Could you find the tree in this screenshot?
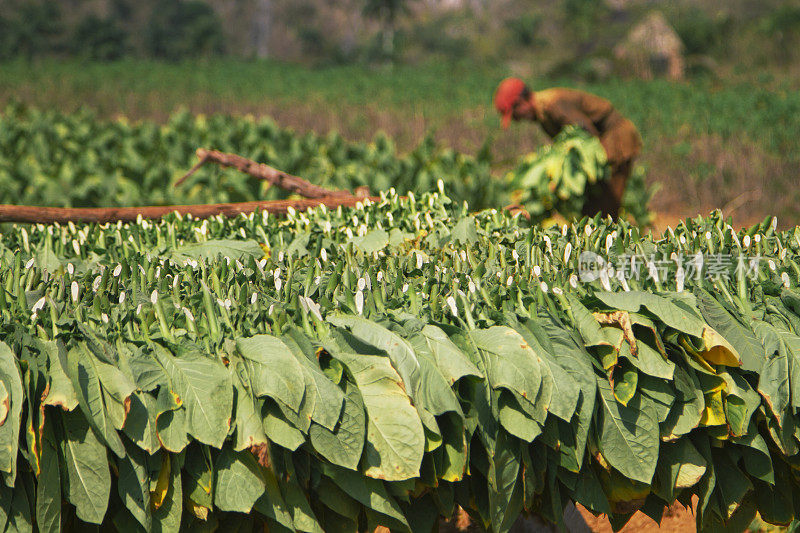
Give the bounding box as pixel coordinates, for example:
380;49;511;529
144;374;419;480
145;0;225;60
72;15;127;61
362;0;414;59
250;0;272;58
0;1;64;60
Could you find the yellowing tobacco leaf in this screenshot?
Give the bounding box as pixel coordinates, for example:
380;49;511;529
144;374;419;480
700;327;742;367
700;384;727;427
594;311;637;356
597;466;650;514
151;453;171;510
186;498;209;521
0;382;8;426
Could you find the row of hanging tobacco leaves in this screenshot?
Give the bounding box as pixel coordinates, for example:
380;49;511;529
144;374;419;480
0;189;797;532
0;103;654;225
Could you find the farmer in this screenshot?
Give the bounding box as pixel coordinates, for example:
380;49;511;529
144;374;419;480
494;77;642;218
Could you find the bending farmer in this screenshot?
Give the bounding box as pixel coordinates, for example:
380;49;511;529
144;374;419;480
494;77;642;218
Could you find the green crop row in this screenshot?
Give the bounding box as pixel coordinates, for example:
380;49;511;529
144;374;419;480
0;191;798;531
0;104;653;225
0;103;501;211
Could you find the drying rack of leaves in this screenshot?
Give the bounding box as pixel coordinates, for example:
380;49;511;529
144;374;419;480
0;190;797;532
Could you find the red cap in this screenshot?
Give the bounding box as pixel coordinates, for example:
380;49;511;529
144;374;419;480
494;77;526;129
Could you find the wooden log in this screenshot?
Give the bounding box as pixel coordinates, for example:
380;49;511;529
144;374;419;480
0;196;380;225
176;148;357;199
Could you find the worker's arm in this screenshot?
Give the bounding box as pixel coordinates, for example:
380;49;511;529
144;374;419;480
557;105;601;137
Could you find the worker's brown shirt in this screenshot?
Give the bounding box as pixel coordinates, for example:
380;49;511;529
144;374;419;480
534;88;642;164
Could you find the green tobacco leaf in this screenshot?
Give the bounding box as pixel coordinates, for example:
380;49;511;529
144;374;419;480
283;336;344;431
450;216;479;245
318;463;410;532
755;322;790;426
774;329;800;410
65;343;127;457
231;365;269;451
734;429;774;485
262;400;306;451
215;447;266;514
327;317;443;455
156;402;190;453
511;318;579;422
184;443;214;510
334;351;424;482
638;376;674;423
594;291;705;338
315;476;361;525
128;346;170;392
565;295;611;349
712;448;753;519
116;440;152;532
34;243;61;274
40;340;78;411
235;335;306;410
0;343;23;484
351;229;389;254
75;322;119;365
254;462;296;531
414;345;463;419
612;361;638;407
623;332;674;381
279;460;324;533
416;325;482;384
595;378;659;484
539;314;596;471
719;371;760;437
328;316;421;397
573;465;611;515
61;410;110;525
470;327;543;411
487;430;522;533
152;344;232;448
5;471;32;532
123;391;160;453
654;439;706;502
35;418;61;533
661;365;703;439
169;239;265;261
498;392;542;442
309;381;366;471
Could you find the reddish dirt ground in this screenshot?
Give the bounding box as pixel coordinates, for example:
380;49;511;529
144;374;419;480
437;499;699;532
576;500;698;533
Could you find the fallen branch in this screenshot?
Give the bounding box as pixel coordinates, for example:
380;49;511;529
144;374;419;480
176;148;357;199
0;196;379;225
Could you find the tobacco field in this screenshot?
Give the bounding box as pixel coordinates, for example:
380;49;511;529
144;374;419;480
0;184;799;531
0;104;654;225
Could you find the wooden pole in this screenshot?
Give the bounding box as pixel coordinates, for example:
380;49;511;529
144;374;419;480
0;196;380;225
175;148;357;199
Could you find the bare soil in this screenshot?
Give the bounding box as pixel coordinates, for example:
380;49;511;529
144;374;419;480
576;500;698;533
436;500;699;532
